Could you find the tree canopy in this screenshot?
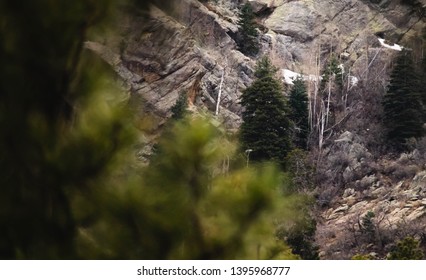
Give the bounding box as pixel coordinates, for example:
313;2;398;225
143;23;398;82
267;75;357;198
320;55;343;92
382;51;424;148
236;3;259;57
288;77;309;149
170;91;188;120
388;236;424;260
240;57;292;167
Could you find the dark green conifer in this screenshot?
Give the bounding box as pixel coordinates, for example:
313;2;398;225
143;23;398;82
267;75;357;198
281;215;319;260
419;52;426;121
240;57;292;167
288;77;309;149
171;91;188;120
236;3;259;56
388;236;424;260
382;51;424;148
360;211;376;243
320;55;343;91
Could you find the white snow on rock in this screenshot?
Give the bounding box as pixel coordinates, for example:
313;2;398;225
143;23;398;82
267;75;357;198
282;69;320;85
282;69;358;87
282;38;404;90
339;64;359;87
378;38;403;51
349;76;358;87
282;69;302;85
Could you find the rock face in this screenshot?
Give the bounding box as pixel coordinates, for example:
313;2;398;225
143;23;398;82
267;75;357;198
88;0;424;129
265;0;424;75
265;2;320;42
88;0;252;129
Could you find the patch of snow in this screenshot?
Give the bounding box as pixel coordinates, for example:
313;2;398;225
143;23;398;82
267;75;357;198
338;64;358;87
378;38;403;51
340;52;350;59
338;64;345;74
282;69;300;85
349;76;358;87
282;68;359;87
282;69;321;85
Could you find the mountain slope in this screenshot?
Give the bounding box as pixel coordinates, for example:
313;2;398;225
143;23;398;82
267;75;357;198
88;0;426;259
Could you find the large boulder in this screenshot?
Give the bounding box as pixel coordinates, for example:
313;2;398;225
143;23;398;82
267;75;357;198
248;0;268;14
265;2;319;42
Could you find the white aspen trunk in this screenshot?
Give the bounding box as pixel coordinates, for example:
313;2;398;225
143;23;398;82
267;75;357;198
361;44;382;80
215;69;225;116
308;77;312;130
318;100;326;151
313;47;320;129
326;79;332;127
310;46;320;132
365;42;369;83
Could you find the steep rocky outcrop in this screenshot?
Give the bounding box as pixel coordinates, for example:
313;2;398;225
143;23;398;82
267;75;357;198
316;131;426;259
263;0;424;76
88;0;425;129
88;0;254;129
87;0;425;129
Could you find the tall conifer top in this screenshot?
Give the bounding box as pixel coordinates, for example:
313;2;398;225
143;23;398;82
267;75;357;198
382;51;424;148
288;77;309;149
240;56;291;167
236;3;259;56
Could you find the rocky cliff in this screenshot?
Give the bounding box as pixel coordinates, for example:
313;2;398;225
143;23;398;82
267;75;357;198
87;0;426;259
87;0;252;130
87;0;425;125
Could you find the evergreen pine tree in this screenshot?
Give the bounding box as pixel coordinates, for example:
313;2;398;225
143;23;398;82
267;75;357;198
382;51;424;148
240;57;292;167
288;77;309;149
320;55;343;91
151;91;188;157
277;194;319;260
360;211;376;243
419;52;426;121
236;3;259;56
281;215;319;260
170;91;188;120
388;236;424;260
